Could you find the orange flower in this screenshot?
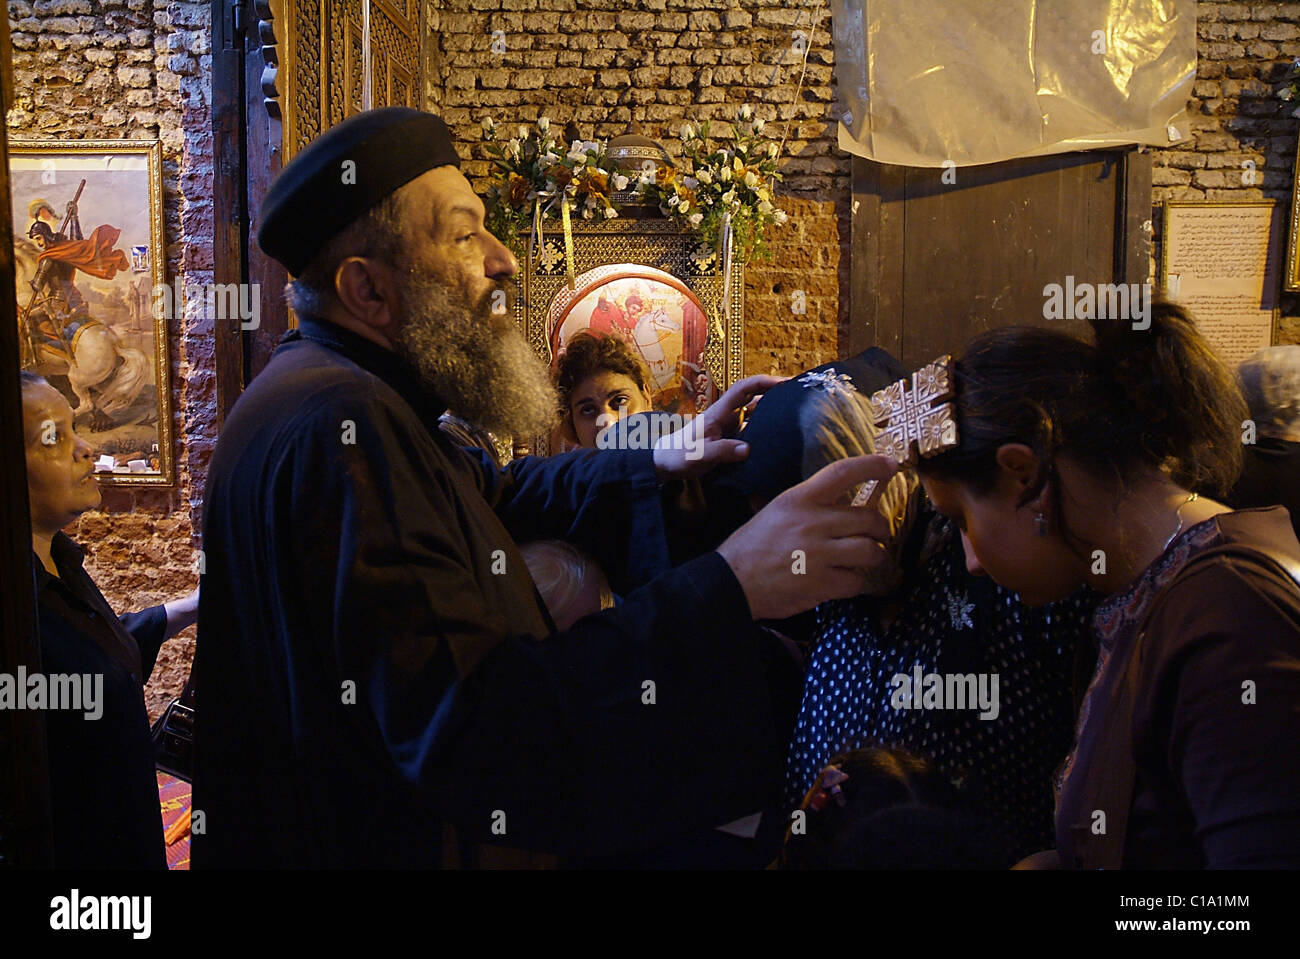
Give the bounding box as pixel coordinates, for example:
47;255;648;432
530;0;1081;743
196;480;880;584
508;174;531;206
576;169;609;197
657;165;677;189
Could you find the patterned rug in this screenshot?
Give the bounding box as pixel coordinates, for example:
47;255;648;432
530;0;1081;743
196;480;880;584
157;770;191;870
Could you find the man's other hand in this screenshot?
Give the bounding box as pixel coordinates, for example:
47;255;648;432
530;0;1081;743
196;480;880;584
716;454;900;621
651;374;785;481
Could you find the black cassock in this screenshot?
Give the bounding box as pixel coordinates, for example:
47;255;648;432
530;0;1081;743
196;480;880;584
193;317;785;867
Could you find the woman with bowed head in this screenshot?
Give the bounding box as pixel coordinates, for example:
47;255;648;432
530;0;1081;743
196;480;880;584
913;303;1300;869
709;349;1096;865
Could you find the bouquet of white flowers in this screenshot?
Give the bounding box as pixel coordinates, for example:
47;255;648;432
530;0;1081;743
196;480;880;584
481;116;628;254
635;105;788;261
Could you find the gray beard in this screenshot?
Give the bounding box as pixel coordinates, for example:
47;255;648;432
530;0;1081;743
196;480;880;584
391;271;559;439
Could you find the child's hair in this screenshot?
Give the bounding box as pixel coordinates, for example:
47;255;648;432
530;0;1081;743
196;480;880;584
1238;345;1300;440
517;539;613;630
780;746;1001;869
799;385;919;594
917;303;1247;546
554;332;652;414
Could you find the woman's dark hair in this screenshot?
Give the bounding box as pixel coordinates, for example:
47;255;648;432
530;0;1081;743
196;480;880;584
780;746;1001;869
554;331;651;413
917;302;1247;544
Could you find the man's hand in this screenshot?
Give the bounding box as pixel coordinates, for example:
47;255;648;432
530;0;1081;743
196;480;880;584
716;454;900;621
651;374;785;481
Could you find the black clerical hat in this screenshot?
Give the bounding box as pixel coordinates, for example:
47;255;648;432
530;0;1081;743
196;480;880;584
720;347;907;500
258;107;461;276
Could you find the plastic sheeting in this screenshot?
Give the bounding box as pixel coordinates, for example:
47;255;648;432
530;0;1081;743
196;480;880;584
832;0;1196;167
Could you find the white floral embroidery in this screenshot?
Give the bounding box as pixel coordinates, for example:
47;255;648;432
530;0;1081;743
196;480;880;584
689;243;717;271
798;368;857;395
539;240;564;273
946;588;975;631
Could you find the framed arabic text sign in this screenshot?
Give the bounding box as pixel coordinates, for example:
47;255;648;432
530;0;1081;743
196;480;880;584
1160;200;1279;366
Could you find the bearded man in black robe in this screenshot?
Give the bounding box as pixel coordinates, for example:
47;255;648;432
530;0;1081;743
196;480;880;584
192;107;895;867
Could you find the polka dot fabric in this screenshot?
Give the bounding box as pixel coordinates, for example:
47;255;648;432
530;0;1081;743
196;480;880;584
785;524;1097;864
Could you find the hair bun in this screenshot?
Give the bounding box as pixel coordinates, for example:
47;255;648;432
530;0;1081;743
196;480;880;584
1090;306;1180;433
1089;300;1244;494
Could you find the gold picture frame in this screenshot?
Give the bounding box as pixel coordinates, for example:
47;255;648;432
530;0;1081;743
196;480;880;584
1288;150;1300;292
517;216;745;456
9;139;173;486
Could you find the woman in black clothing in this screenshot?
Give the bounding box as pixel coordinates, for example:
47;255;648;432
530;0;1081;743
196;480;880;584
22;371;198;868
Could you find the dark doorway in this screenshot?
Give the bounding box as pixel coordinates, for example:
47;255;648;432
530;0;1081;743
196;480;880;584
849;149;1153;369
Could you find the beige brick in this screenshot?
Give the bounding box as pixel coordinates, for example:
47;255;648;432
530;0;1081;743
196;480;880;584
616;11;656;31
1192;169;1230;189
631;66;670;86
668;65;697;86
597;69;631;87
654;48;693;65
1202;42;1247;59
583;48;617;67
718;48;753;65
1261;22;1300;41
511;69;547;90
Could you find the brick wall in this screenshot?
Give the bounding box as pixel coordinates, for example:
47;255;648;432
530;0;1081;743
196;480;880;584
7;0;213;717
1150;0;1300;344
434;0;1300;353
432;0;847;375
6;0;1300;720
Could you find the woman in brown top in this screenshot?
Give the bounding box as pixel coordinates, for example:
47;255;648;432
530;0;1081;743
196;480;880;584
915;303;1300;869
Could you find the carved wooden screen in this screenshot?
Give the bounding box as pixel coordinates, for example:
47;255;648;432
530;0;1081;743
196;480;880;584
214;0;424;416
261;0;421;163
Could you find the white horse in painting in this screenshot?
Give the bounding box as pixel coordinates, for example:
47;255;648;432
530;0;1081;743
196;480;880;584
15;238;151;427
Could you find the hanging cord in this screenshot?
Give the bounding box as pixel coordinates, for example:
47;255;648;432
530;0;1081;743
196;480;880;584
361;0;373;110
774;0;827;185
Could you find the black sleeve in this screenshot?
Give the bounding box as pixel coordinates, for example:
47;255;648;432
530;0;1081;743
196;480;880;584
289;396;782;859
119;605;168;679
461;444;674;592
438;552;780;857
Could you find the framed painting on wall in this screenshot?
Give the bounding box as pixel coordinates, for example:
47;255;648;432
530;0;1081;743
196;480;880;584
518;216;745;456
9;139;173;485
548;264;714;417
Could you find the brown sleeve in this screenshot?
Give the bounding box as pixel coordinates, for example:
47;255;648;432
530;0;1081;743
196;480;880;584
1138;558;1300;868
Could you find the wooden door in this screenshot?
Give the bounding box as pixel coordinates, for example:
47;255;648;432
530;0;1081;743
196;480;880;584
212;0;424;421
849;150;1152;370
